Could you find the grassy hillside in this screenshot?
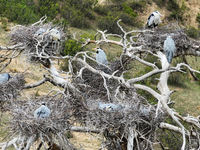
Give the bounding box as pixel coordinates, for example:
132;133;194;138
0;0;200;149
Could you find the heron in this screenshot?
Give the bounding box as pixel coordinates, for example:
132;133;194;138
98;102;123;112
33;28;46;40
43;27;61;54
0;73;11;84
147;11;162;29
96;47;108;66
34;102;51;118
164;35;176;64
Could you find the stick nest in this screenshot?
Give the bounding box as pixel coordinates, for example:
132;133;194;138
8;95;77;149
0;74;25;111
9;21;66;66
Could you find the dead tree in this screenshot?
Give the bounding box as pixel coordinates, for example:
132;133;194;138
0;17;200;150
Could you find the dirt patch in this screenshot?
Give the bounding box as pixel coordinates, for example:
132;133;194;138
70;132;101;150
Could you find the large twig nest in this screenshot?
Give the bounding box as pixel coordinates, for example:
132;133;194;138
9;20;66;66
8;96;77;149
0;74;25;111
138;23;200;53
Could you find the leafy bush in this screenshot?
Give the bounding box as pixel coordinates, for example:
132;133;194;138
185;26;200;39
157;118;187;149
168;58;188;87
154;0;166;8
196;13;200;29
129;1;148;12
122;3;137;18
39;1;59;20
167;0;189;22
62;39;82;56
60;38;83;72
98;11;122;34
0;0;39;24
84;9;96;20
94;5;110;16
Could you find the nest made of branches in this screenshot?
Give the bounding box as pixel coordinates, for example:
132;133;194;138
7;95;77;149
0;74;25;111
138;23;200;53
9;20;66;66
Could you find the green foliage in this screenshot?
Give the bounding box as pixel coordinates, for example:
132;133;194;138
154;0;166;7
0;0;39;24
167;0;189;22
61;38;83;72
185;26;200;39
196;13;200;29
157;118;186;149
98;11;122;34
168;58;188;87
194;69;200;81
129;1;149;12
122;3;137;18
62;39;82;56
39;1;59;19
0;17;8;30
94;5;110;16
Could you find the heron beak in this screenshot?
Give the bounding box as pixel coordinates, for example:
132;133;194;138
42;31;49;36
92;48;97;51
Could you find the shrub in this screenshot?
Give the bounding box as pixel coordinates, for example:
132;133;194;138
98;11;122;34
168;58;188;87
185;26;200;39
39;1;59;20
154;0;167;8
122;3;137;18
196;13;200;29
94;5;109;16
129;1;148;12
167;0;189;22
62;39;82;56
2;1;39;24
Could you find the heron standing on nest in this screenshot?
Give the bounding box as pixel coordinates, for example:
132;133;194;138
95;47;108;66
43;27;61;54
147;11;162;30
164;35;176;64
33;28;46;40
34;102;51;118
0;73;11;84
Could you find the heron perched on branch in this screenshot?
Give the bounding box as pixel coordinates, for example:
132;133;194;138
95;47;108;66
34;102;51;118
98;102;124;112
43;27;61;54
33;28;46;40
147;11;162;29
0;73;11;84
164;35;176;63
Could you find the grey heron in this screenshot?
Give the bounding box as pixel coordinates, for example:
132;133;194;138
43;27;61;54
34;102;51;118
98;102;123;112
164;35;176;63
33;28;46;40
0;73;11;84
96;47;108;66
147;11;162;29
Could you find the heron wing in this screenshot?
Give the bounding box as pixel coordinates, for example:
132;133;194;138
34;106;51;118
96;51;108;66
147;13;155;27
164;38;176;63
0;74;9;84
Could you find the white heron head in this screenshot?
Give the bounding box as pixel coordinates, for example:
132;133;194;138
154;11;162;16
42;27;55;35
41;102;46;106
